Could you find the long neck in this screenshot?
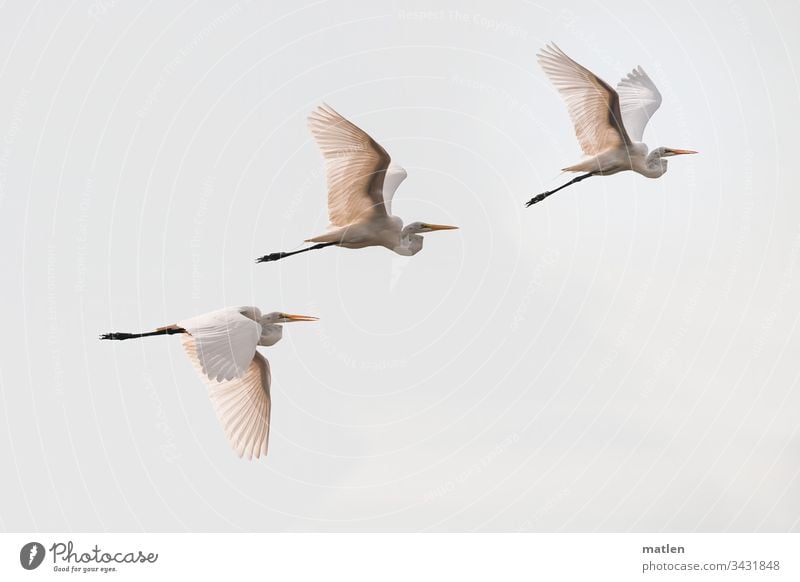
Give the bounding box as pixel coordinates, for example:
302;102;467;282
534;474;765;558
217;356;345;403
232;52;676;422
640;150;668;178
394;228;423;256
259;324;283;346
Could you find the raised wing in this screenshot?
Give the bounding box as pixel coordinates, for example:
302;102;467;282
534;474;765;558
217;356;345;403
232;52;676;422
177;308;261;382
538;43;631;155
616;66;662;142
308;104;391;227
382;164;407;216
183;338;271;459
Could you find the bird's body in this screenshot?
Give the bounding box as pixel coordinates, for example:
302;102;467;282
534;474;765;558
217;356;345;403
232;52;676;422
562;142;668;178
257;104;457;263
526;44;696;207
305;213;404;250
101;306;317;459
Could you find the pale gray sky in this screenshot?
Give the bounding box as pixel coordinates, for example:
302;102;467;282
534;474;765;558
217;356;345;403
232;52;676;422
1;0;799;531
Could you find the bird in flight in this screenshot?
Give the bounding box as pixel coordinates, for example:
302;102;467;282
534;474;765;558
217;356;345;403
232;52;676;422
256;104;458;263
101;307;317;459
526;44;697;207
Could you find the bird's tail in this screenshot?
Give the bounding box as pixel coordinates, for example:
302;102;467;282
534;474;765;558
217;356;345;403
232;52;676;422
304;232;341;244
561;160;595;173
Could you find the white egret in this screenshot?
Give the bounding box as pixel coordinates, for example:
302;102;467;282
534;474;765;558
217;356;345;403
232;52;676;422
101;307;317;459
256;104;458;262
526;43;697;207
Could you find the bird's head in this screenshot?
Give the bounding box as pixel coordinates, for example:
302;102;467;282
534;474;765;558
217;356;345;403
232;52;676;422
403;222;459;235
261;312;319;325
645;147;698;175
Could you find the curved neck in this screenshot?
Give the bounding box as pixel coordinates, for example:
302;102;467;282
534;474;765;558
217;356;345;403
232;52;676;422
394;228;423;256
259;324;282;346
641;150;668;178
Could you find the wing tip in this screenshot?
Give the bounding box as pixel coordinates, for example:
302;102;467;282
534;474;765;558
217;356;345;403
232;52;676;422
388;164;408;179
537;41;564;61
308;102;340;124
622;65;650;83
628;65;644;78
232;437;268;460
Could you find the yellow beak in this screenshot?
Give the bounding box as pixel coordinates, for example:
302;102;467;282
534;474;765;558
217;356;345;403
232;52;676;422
283;314;319;322
424;224;460;231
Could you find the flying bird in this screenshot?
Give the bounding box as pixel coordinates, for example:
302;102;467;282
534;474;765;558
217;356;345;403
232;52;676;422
526;44;697;207
101;307;317;459
256;104;458;263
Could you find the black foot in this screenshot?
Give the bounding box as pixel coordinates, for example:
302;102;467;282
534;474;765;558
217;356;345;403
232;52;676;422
100;332;134;340
255;252;286;263
525;192;551;207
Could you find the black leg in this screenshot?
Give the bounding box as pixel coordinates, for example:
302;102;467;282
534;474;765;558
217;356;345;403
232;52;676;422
256;242;336;263
100;332;137;340
100;327;186;341
526;173;594;207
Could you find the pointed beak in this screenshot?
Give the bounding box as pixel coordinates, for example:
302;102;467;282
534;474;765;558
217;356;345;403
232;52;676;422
283;314;319;322
424;223;459;231
667;148;698;156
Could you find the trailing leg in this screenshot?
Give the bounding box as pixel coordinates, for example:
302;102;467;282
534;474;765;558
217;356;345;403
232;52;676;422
100;327;186;341
255;242;337;263
526;173;594;207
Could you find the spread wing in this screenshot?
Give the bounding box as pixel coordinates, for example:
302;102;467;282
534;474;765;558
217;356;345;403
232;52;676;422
183;337;271;459
538;43;631;155
382;164;407;216
616;66;662;142
308;104;391;226
177;308;261;382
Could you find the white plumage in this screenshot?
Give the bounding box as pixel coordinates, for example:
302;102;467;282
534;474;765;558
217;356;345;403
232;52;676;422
526;44;696;207
102;306;317;459
256;104;458;263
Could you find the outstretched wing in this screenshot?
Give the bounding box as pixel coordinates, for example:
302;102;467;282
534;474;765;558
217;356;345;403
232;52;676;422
308;104;391;226
538;43;631;155
382;164;407;216
183;338;271;459
616;66;662;142
177;308;261;382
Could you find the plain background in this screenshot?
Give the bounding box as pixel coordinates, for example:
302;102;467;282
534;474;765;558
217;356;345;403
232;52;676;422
1;0;799;531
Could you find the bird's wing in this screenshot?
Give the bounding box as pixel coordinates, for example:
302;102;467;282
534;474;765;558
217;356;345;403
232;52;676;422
537;43;631;156
183;337;271;459
382;164;407;216
177;308;261;382
616;66;662;142
308;104;392;227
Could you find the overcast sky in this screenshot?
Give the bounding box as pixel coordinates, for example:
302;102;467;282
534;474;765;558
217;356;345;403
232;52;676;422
1;0;799;532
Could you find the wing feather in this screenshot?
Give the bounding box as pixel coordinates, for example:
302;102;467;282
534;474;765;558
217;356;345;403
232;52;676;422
538;43;631;155
182;337;271;459
308;104;391;226
177;308;261;382
616;66;662;142
382;164;407;217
